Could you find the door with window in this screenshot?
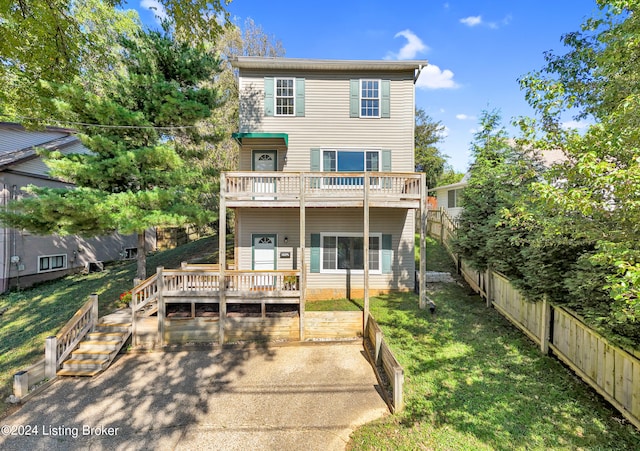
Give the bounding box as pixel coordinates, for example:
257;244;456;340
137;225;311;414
253;150;277;199
253;234;276;288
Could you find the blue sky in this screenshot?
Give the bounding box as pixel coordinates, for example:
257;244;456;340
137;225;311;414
136;0;601;172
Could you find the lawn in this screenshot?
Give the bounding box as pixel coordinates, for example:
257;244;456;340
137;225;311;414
348;236;640;450
0;235;220;419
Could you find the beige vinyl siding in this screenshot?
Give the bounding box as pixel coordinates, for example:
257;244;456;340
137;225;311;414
235;207;415;296
238;70;415;172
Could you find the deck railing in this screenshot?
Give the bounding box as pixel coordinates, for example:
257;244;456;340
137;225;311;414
223;171;422;201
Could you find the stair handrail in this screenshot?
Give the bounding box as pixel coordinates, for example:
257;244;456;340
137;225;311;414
45;294;98;378
130;273;159;313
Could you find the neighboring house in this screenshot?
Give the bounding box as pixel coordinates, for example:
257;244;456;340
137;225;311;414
0;123;150;291
223;57;428;301
432;173;469;219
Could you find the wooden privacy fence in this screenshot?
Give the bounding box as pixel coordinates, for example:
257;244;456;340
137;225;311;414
427;207;640;430
14;294;99;400
364;313;404;413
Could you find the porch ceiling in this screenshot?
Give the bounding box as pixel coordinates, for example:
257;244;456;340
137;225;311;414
232;132;288;147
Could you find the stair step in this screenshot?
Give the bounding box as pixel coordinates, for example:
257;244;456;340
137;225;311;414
78;340;121;351
94;323;131;333
57;369;102;377
87;332;124;340
71;349;116;360
62;358;108;371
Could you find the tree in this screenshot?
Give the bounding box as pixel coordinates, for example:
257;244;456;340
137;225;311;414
414;108;447;188
436;164;465;187
0;0;230;120
0;30;223;280
517;0;640;335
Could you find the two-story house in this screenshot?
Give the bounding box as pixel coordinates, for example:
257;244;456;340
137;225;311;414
219;57;428;317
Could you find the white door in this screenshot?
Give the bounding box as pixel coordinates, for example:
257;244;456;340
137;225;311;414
253;235;276;288
253;150;277;199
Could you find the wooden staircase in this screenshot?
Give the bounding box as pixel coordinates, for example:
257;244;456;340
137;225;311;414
57;312;131;377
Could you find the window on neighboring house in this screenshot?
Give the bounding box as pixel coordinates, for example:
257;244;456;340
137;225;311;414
360;80;380;117
38;254;67;273
447;189;463;208
321;234;381;272
124;248;137;259
276;78;295;115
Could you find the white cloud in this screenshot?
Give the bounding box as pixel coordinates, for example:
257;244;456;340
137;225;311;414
456;114;476;121
386;29;428;60
460;16;482;27
140;0;168;23
561;120;591;130
416;64;458;89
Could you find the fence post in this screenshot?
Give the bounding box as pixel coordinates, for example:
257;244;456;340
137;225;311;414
485;267;493;308
14;371;29;399
540;296;551;354
44;336;58;378
393;368;404;412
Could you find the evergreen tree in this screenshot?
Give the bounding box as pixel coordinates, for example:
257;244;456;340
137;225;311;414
0;30;223;279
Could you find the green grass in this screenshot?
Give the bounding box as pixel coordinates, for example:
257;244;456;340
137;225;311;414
0;235;220;418
305;298;362;311
349;236;640;450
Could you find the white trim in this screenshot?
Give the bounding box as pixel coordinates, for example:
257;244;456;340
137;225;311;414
319;232;382;274
37;253;67;273
275;77;295;116
360;79;381;118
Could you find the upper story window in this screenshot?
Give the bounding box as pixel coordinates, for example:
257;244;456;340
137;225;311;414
276;78;295;115
350;79;390;118
360;80;380;117
264;77;305;117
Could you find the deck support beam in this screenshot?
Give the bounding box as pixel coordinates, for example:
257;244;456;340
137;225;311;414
363;173;370;332
219;173;227;344
419;173;427;309
299;174;306;340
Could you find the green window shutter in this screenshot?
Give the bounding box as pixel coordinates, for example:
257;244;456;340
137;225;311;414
310;148;321;188
295;78;305;117
310;234;321;273
350;79;359;117
381;80;390;118
264;77;274;116
382;234;393;274
381;150;392;172
310;148;321;171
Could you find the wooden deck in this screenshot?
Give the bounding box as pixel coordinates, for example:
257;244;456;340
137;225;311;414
222;171;423;209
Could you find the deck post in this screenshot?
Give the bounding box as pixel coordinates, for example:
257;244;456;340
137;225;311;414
157;266;165;347
299;173;306;341
363;172;370;332
219;173;227;345
44;336;57;378
90;293;99;332
419;174;427;309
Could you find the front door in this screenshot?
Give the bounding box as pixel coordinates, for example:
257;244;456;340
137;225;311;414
253;234;276;288
253;150;277;199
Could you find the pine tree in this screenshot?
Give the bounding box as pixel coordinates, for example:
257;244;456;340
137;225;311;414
0;30;222;279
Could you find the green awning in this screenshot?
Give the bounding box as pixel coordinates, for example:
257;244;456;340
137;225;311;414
232;132;288;147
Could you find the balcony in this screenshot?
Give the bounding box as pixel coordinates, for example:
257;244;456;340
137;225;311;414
222;172;424;209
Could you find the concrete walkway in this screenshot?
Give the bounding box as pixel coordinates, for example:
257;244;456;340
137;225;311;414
0;342;388;450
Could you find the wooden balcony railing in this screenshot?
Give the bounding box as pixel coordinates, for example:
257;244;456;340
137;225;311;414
222;172;423;205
